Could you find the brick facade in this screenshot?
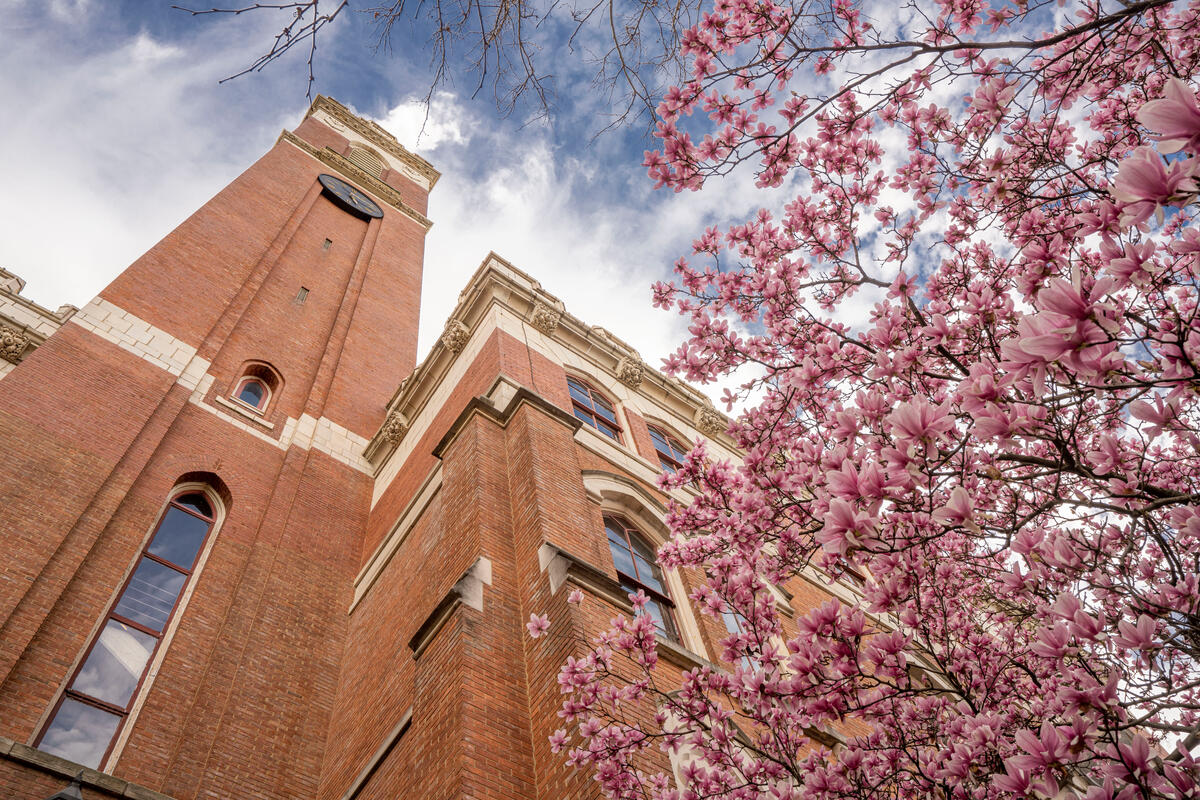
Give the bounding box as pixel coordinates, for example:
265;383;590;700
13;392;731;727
0;97;859;800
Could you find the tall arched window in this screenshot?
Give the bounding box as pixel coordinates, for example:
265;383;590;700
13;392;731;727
567;376;621;441
605;514;679;642
36;488;222;769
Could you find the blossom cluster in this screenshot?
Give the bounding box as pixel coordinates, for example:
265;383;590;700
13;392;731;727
534;1;1200;799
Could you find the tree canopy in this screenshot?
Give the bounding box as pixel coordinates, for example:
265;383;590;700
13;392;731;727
530;1;1200;798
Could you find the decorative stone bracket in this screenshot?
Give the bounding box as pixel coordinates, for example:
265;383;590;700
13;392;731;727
694;404;728;438
379;410;410;445
615;355;646;389
0;325;31;364
440;318;470;354
528;300;563;334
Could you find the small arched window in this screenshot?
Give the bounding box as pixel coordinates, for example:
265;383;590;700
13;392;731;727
234;377;268;410
230;362;282;414
647;425;689;474
37;488;222;769
567;376;621;441
605;515;678;642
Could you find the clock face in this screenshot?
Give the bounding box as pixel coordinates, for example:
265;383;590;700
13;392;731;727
317;174;384;219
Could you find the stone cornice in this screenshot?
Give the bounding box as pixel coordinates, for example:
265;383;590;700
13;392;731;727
306;95;441;188
364;253;735;467
277;130;433;230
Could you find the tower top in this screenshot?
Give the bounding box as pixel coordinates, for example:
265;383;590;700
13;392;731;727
304;95;441;190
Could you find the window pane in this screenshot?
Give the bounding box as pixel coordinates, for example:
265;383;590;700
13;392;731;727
658;459;677;474
596;421;619;440
571;407;594;427
237;380;265;407
39;697;121;769
609;541;636;577
634;555;666;592
567;381;591;405
113;558;187;632
649;428;668;448
647;599;679;642
71;620;156;708
593;401;618;426
628;533;657;562
147;507;211;569
173;493;212;518
604;518;627;540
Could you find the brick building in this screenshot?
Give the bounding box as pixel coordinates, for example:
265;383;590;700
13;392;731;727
0;97;856;799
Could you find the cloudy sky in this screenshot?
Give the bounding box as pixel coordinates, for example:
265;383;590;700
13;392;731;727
0;0;774;394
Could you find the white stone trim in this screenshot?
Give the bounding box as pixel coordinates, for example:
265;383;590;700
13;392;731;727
372;300;742;507
69;297;203;378
213;394;276;429
309;107;435;191
70;298;373;474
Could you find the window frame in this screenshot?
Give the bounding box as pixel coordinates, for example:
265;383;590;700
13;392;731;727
646;423;690;474
566;376;623;443
604;514;680;642
232;375;270;412
229;361;283;416
35;487;222;770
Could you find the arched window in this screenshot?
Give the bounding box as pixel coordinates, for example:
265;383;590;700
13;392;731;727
233;376;268;410
36;488;222;770
605;514;678;642
647;424;689;474
567;376;621;441
230;361;281;414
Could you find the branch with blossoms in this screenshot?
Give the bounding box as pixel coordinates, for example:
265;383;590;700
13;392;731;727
533;1;1200;799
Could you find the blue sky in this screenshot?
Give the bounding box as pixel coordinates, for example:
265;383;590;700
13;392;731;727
0;0;770;376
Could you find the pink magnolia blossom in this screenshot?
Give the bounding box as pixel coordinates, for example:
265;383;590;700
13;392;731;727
1110;146;1197;225
1138;78;1200;154
526;613;550;638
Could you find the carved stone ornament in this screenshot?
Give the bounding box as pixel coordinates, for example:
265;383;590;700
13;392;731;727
694;405;727;438
615;355;645;389
0;325;30;364
380;411;410;445
441;318;470;354
528;301;562;334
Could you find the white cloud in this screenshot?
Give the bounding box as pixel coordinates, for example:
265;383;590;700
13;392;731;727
378;92;469;150
0;11;305;310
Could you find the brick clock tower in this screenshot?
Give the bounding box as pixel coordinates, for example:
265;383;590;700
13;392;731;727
0;98;437;797
0;98;856;800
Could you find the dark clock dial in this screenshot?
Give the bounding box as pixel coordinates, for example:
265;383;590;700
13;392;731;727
317;174;384;219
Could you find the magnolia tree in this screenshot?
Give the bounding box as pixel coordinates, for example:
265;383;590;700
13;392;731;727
528;0;1200;798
